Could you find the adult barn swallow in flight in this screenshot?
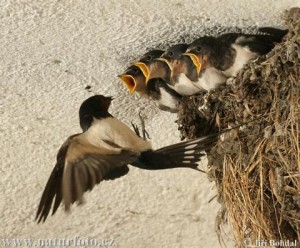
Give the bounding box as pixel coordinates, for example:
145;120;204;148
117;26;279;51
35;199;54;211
119;50;182;112
36;95;219;223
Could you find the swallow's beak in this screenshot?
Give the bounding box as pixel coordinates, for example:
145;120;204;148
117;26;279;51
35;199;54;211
106;96;114;101
133;62;150;82
118;74;136;94
101;96;114;110
183;52;202;76
155;58;173;72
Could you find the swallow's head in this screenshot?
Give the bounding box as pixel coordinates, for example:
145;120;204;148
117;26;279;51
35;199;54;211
137;49;173;81
79;95;113;131
184;37;214;76
154;44;188;77
80;94;111;119
161;43;189;61
139;49;164;64
118;50;165;95
118;64;148;95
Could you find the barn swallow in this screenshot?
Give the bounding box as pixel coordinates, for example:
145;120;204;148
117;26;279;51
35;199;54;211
158;43;227;94
118;64;148;95
185;27;288;79
119;50;181;112
157;43;209;95
118;50;165;94
36;95;219;222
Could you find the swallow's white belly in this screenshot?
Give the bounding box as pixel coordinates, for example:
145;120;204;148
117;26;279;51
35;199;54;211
158;87;179;111
224;43;257;77
84;117;152;152
195;67;227;91
170;73;202;96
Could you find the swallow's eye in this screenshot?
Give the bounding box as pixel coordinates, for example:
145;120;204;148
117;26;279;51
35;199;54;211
144;56;151;61
196;47;202;52
133;68;139;74
167;51;174;57
129;67;139;75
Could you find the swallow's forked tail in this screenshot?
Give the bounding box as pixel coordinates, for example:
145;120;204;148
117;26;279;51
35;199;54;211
131;133;219;170
132;117;264;171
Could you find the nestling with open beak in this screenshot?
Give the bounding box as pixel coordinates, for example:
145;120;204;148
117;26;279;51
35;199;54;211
158;43;211;95
158;43;227;94
118;50;164;95
119;50;182;113
186;27;288;81
36;95;221;223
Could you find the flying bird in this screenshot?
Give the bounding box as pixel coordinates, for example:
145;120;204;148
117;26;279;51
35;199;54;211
119;50;181;112
36;95;219;223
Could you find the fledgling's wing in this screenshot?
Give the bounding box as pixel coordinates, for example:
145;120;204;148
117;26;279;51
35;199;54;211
258;27;288;42
220;28;287;56
35;134;139;223
217;33;241;46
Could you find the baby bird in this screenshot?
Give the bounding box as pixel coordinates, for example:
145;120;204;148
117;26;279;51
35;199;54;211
119;50;181;112
185;27;288;81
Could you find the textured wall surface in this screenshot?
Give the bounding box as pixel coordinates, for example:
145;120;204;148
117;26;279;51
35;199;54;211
1;0;299;247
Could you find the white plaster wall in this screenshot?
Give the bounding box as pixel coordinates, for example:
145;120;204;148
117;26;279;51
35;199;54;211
1;0;299;247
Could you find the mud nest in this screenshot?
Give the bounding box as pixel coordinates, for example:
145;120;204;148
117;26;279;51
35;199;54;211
177;8;300;247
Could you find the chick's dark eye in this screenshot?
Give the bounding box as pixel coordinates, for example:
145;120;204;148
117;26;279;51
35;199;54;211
168;51;174;57
196;47;202;52
131;67;139;75
144;55;151;61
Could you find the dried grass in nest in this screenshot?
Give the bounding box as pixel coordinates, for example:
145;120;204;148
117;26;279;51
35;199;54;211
177;8;300;247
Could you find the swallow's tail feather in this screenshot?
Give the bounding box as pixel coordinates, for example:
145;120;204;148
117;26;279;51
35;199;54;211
258;27;288;42
239;27;288;55
131;134;218;170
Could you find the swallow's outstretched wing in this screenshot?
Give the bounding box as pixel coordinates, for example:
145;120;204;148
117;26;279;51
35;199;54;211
36;134;138;223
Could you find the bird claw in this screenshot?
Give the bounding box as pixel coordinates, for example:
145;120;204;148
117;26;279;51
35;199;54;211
138;111;150;140
131;111;150;140
131;122;141;137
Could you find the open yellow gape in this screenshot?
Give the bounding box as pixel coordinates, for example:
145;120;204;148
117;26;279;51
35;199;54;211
133;62;150;82
183;53;202;76
118;62;150;94
119;74;137;93
155;57;173;72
